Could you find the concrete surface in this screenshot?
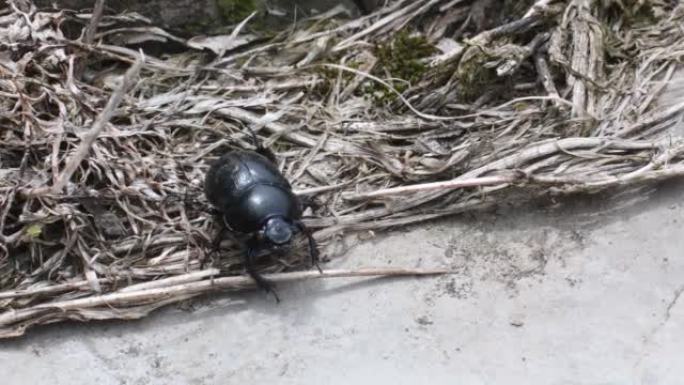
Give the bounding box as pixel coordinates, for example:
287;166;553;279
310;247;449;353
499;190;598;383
1;179;684;385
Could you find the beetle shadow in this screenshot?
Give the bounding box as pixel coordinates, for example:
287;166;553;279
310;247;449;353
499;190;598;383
229;272;419;319
315;275;411;296
0;272;420;356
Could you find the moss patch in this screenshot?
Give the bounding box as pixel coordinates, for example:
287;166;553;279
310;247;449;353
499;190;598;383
216;0;259;24
364;31;437;105
454;47;490;102
313;59;362;97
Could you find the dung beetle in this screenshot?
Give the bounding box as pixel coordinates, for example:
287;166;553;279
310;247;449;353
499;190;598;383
204;130;320;301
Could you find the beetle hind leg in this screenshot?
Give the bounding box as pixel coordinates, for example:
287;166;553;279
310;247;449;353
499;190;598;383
255;145;278;165
298;194;320;214
244;126;278;164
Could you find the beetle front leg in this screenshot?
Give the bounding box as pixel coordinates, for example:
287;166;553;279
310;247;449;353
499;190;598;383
245;244;281;303
296;221;321;273
297;194;320;213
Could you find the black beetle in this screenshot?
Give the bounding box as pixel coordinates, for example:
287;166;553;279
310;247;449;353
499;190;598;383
204;131;319;301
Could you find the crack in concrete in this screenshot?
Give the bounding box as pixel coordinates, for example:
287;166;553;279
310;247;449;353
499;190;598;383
632;284;684;382
663;286;684;324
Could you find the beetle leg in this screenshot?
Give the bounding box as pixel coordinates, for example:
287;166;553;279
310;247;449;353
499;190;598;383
244;126;279;164
203;221;227;270
296;221;322;273
244;125;262;147
256;145;278;164
297;195;320;214
245;243;281;303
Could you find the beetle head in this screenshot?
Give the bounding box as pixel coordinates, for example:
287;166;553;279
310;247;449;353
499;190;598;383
263;216;294;247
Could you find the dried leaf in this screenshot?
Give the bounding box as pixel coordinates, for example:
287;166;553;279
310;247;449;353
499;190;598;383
186;34;257;55
25;224;42;238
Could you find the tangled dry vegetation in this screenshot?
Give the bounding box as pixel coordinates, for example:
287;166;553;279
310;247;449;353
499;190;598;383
2;0;684;337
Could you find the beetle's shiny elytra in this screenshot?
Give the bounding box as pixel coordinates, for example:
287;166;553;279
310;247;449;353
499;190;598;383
204;147;319;302
205;151;301;233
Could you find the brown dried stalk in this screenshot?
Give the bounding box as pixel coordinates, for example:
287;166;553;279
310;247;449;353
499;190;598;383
75;0;106;80
342;175;516;200
83;0;106;45
0;267;449;338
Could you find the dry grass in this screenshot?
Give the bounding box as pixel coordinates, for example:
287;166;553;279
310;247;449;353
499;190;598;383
1;0;684;338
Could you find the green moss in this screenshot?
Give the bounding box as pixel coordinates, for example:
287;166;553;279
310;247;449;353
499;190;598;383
314;32;437;105
313;59;362;97
25;224;42;239
363;31;437;105
376;31;435;83
454;47;497;102
216;0;259;24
